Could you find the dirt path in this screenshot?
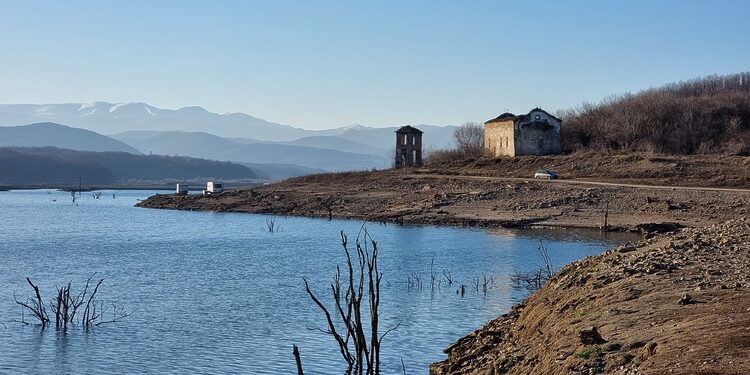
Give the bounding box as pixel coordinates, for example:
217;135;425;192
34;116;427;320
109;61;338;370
427;152;750;189
406;173;750;193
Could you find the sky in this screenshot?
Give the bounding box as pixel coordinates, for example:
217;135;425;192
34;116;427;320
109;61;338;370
0;0;748;130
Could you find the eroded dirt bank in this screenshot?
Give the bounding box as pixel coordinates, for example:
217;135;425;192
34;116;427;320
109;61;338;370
137;170;749;231
430;218;750;375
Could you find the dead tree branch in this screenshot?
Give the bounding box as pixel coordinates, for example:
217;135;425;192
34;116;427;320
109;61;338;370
300;227;397;374
13;276;129;330
14;278;49;328
293;344;304;375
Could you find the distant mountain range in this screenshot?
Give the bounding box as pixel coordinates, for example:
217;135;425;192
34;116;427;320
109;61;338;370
112;130;389;171
281;135;387;156
0;102;304;141
0;102;457;149
0;122;337;179
0;102;459;180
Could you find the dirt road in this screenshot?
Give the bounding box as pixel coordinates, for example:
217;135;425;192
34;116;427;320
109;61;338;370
407;173;750;193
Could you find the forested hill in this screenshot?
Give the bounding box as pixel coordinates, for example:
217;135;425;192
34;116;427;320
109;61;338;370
0;122;140;154
561;72;750;154
0;147;256;185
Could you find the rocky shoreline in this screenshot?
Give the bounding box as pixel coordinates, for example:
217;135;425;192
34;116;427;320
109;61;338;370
135;170;750;374
137;171;748;232
430;218;750;374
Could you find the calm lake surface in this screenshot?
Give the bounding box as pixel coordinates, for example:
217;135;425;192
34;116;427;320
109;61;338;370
0;189;636;374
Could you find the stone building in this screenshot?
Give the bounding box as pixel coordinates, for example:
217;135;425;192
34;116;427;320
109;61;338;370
484;108;562;157
394;125;423;168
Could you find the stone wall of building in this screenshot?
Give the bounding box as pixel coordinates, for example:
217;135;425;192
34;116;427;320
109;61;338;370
515;109;561;156
484;120;516;157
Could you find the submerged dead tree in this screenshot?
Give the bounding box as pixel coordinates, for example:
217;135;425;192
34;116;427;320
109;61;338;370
14;275;130;330
298;228;399;375
14;278;49;328
510;241;555;290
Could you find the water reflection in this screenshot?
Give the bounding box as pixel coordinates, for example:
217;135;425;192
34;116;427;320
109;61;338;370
486;226;640;243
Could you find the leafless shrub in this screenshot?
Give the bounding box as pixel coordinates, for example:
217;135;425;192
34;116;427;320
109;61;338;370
442;270;453;286
423;148;464;166
14;278;48;328
298;228;400;374
264;217;280;233
509;269;547;290
510;241;555;290
422;121;485;166
406;272;422;291
481;274;495;294
469;274;494;295
52;281;86;330
14;276;130;330
538;241;554;280
320;198;335;220
429;259;439;291
471;277;480;292
562;72;750;154
453;122;484;157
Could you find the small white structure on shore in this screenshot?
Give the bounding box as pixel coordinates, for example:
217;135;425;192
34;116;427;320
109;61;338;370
203;181;223;195
176;183;188;195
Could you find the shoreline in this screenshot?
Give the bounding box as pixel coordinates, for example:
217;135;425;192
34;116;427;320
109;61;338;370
429;218;749;374
136;170;749;232
134;169;750;374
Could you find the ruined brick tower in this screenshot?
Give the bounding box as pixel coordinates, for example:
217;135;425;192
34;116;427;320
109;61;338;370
394;125;423;168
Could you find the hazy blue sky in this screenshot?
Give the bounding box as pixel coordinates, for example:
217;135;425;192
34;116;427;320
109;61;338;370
1;1;748;129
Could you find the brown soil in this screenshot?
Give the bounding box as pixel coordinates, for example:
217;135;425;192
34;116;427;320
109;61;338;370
430;218;750;375
137;169;748;232
423;152;750;189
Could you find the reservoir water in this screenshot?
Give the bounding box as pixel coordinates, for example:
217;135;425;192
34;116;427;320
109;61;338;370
0;189;636;374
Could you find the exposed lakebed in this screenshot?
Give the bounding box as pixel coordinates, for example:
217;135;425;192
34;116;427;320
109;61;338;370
0;190;636;374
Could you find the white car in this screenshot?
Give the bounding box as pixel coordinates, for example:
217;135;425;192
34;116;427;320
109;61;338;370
534;170;559;179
